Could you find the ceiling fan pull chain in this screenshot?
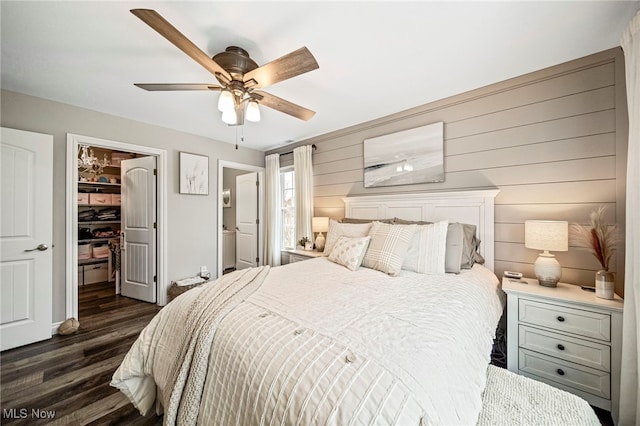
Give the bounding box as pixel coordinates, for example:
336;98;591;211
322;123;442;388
234;126;245;150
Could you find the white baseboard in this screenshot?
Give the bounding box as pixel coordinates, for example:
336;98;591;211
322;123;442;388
51;321;62;335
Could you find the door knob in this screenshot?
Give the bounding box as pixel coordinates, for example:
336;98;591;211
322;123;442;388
24;244;48;252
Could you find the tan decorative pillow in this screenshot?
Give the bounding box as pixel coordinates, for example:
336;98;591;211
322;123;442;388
362;221;416;276
402;221;449;274
340;217;394;224
328;236;371;271
323;220;372;256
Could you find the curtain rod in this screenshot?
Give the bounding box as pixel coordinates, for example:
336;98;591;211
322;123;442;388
278;144;316;156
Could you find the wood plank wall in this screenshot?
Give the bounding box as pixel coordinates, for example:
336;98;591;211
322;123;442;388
268;48;628;295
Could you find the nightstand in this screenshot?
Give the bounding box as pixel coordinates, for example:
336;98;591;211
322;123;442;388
502;277;624;413
282;249;323;264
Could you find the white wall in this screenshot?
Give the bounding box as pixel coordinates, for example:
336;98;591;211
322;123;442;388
0;90;264;322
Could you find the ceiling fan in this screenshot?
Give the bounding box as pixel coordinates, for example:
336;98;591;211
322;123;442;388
130;9;319;126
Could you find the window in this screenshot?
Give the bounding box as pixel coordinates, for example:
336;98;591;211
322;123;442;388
281;168;295;249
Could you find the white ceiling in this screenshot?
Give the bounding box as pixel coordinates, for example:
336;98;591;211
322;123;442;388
2;1;638;151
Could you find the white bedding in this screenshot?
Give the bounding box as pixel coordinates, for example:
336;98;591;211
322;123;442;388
112;258;503;425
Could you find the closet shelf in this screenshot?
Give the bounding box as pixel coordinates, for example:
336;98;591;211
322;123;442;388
78;181;121;187
78;220;121;225
78;258;109;265
78;237;119;243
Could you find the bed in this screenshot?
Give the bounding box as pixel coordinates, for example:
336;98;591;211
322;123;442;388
110;190;596;425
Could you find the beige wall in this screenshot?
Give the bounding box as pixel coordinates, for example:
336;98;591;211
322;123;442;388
1;90;265;322
268;48;628;294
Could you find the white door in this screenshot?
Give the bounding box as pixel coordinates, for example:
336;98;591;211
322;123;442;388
1;127;53;351
121;156;157;302
236;172;259;270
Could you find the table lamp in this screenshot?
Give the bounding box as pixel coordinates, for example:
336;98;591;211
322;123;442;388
312;217;329;251
525;220;568;287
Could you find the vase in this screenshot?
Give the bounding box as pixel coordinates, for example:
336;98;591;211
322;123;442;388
595;270;615;300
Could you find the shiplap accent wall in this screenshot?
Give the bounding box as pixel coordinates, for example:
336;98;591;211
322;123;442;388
268;48;628;294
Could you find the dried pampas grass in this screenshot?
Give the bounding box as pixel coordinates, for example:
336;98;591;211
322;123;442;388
569;206;619;271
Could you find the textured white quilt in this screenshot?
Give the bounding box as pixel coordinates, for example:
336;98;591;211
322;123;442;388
112;258;503;425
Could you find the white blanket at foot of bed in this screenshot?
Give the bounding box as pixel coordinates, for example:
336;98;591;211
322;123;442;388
478;365;600;426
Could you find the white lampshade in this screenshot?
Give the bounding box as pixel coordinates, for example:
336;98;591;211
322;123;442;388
525;220;568;252
312;217;329;233
525;220;568;287
246;100;261;122
221;109;237;125
217;90;234;113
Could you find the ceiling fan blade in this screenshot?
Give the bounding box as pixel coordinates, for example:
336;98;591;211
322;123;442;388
131;9;232;83
243;47;318;89
134;83;222;91
254;91;315;121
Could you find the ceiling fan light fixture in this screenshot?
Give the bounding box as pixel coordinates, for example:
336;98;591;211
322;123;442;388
217;90;234;112
246;100;261;122
221;108;238;125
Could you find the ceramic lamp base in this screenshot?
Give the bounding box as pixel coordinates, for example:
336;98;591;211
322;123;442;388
315;233;326;252
534;252;561;287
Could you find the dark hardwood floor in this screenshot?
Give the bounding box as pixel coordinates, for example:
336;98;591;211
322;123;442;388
1;281;163;425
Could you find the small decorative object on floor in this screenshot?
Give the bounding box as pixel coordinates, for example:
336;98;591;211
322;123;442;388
58;317;80;335
570;206;619;300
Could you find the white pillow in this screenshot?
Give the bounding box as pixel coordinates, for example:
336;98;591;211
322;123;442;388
323;220;372;256
402;220;449;274
328;236;371;271
362;221;416;276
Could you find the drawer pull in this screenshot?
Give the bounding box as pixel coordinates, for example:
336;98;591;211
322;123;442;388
557;316;565;322
556;368;565;376
557;344;565;351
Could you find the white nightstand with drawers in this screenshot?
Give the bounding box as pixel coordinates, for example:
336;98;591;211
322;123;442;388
502;277;624;413
282;249;324;264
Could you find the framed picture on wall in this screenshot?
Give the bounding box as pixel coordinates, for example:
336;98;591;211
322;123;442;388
179;152;209;195
363;121;444;187
222;188;231;207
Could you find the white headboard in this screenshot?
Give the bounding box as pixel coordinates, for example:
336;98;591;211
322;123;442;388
343;189;500;272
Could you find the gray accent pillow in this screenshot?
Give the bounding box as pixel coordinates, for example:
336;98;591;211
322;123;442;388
445;223;482;273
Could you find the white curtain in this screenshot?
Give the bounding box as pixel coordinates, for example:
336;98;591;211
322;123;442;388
620;10;640;426
264;154;281;266
294;145;314;245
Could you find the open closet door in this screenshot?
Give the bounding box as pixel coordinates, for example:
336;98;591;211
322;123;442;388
121;156;157;303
